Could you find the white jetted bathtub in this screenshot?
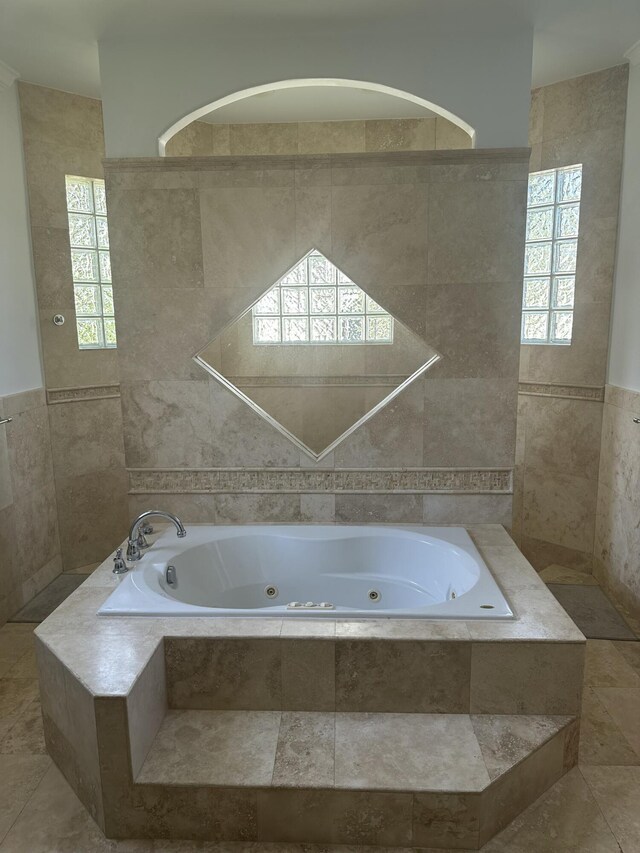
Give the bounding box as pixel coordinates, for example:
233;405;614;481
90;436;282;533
98;525;513;619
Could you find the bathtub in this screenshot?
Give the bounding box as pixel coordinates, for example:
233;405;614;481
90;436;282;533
98;525;513;619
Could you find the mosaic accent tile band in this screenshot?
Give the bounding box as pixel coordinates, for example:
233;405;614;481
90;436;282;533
518;382;604;402
128;467;513;495
47;384;121;404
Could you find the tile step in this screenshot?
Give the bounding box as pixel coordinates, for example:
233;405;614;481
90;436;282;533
137;709;573;792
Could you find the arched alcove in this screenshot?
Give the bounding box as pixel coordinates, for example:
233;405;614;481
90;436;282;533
158;78;475;155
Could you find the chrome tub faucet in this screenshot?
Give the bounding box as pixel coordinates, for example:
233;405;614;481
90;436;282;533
126;510;186;562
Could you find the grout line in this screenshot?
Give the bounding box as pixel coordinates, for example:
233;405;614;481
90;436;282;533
0;756;52;847
579;765;627;851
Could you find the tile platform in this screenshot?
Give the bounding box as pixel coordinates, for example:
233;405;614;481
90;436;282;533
1;623;639;850
32;524;586;847
138;709;572;791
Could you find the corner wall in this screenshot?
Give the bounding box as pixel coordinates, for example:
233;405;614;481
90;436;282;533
594;52;640;616
0;79;42;396
513;65;629;573
17;83;129;571
0;77;61;625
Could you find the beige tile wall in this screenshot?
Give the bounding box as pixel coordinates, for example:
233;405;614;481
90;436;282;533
514;65;629;572
17;83;129;570
0;389;61;625
106;150;527;523
21;75;631;570
594;385;640;614
165;117;472;157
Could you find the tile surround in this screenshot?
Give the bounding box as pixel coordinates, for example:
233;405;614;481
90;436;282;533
13;531;589;846
103;148;526;524
515;66;628;573
0;389;61;627
1;615;626;853
17;83;128;571
594;383;640;617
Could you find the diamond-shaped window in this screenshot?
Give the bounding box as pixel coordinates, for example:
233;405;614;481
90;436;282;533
252;250;394;345
195;249;440;460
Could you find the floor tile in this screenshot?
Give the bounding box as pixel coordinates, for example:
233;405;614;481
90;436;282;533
582;765;640;852
10;575;85;623
0;763;150;851
594;688;640;754
334;712;490;791
480;767;622;852
137;709;281;786
0;678;39;720
547;585;637;640
272;711;334;787
579;688;639;766
614;640;640;676
0;754;51;842
584;639;640;687
3;648;39;679
0;698;47;755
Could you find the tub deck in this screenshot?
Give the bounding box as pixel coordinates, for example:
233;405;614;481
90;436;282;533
34;524;585;848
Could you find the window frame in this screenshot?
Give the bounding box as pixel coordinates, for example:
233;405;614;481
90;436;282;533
521;164;582;346
251;249;394;346
65;175;117;350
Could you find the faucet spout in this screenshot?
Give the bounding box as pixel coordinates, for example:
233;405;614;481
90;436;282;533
126;510;186;561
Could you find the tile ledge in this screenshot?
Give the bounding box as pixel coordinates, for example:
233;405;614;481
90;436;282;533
104;148;531;172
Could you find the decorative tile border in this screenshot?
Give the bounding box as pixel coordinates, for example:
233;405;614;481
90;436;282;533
47;384;121;405
518;382;604;402
128;467;513;495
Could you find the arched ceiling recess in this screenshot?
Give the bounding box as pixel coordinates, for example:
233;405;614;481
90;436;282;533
158;78;476;155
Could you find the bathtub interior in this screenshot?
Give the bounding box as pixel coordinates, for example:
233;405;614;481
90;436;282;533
98;525;514;619
149;531;479;609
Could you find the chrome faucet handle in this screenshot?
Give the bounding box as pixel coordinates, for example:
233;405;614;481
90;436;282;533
112;548;128;575
136;529;150;550
141;522;154;535
126;539;141;562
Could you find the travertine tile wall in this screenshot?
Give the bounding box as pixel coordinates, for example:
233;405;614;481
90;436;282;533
594;386;640;614
107;150;527;524
0;389;61;625
165;117;472;157
13;73;632;577
17;83;128;570
513;65;629;572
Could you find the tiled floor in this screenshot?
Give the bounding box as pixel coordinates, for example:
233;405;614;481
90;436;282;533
0;624;639;849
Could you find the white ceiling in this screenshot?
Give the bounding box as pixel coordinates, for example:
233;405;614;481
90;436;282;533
0;0;639;114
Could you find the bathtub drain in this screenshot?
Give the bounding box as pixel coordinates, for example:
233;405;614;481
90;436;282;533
368;589;381;602
265;585;278;599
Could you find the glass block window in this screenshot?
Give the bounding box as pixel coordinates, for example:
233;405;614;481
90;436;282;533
252;249;394;345
65;176;116;349
521;164;582;345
